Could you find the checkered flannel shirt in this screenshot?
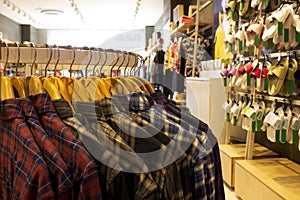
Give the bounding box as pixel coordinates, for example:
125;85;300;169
30;94;102;200
0;98;55;199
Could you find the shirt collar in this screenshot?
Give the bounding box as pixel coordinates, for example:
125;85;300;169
0;98;24;120
30;94;58;115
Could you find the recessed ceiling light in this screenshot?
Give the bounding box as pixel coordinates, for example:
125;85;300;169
40;9;64;15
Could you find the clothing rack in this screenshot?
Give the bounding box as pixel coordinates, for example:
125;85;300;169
0;41;142;75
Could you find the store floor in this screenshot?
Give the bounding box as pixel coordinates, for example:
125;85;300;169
224;184;240;200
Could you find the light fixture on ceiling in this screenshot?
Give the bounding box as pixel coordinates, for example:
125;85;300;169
40;9;64;16
66;0;84;23
2;0;39;25
133;0;142;23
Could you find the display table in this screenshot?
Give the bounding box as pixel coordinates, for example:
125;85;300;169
220;144;279;187
235;158;300;200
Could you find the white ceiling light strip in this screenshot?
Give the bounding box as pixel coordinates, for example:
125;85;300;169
67;0;84;23
133;0;142;23
2;0;39;25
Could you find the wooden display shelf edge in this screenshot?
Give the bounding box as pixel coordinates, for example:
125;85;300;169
235;158;300;200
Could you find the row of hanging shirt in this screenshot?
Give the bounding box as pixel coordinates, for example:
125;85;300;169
0;43;225;200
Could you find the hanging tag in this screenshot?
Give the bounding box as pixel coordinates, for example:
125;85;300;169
284;28;289;43
281;129;287;143
276;130;281;144
229;10;234;19
254;78;257;87
278;22;283;36
263;40;267;47
252;121;256;132
293;130;299;144
247;74;251;86
288;80;293;95
227;113;231;122
240;1;244;11
270;40;274;50
223;77;227;87
254;34;259;47
264;79;269;91
257;120;262;132
239;40;243;51
296;31;300;42
233;116;237;126
229;43;233;52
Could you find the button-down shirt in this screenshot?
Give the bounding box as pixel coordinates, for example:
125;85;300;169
150;91;225;200
90;96;187;200
30;94;102;200
19;99;74;199
0;98;55;200
128;92;216;200
53;99;158;200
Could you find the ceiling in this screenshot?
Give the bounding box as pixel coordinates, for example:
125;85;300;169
0;0;164;30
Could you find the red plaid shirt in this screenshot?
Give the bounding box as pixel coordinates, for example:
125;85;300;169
30;94;102;200
19;99;74;199
0;99;55;199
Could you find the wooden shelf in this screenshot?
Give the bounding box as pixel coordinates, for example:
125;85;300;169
190;1;213;18
220;144;279;187
235;158;300;200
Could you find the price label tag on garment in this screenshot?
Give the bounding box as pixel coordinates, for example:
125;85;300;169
239;40;243;51
278;22;283;36
276;130;281;144
223;102;231;112
231;104;240;116
223;77;227;87
282;117;289;129
284;29;290;43
281;129;287;143
288;80;293;95
291;117;300;130
254;34;259;47
293;130;299;144
264;79;269;91
247;74;251;86
229;43;233;52
257;120;262;132
254;78;257;87
252;121;257;132
296;31;300;42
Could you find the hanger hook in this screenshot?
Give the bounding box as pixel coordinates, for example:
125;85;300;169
68;45;76;78
93;48;102;76
117;51;126;76
123;51;130;77
53;45;60;77
14;42;20;76
130;53;138;76
110;50;119;77
29;42;37;75
84;46;93;78
136;55;144;76
99;49;107;77
2;41;9;76
45;44;53;77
